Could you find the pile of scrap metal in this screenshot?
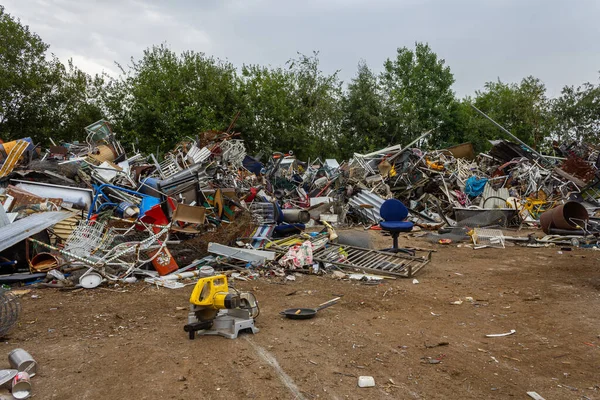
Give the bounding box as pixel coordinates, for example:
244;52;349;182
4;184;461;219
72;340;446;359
0;121;260;289
0;119;433;292
4;113;600;291
344;131;600;235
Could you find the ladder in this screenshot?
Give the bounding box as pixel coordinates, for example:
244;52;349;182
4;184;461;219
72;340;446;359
0;140;28;178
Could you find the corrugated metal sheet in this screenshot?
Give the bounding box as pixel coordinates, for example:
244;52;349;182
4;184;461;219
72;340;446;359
0;211;75;252
52;215;82;243
348;191;385;223
480;183;510;208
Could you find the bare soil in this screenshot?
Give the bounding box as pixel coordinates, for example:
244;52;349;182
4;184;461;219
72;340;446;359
3;231;600;399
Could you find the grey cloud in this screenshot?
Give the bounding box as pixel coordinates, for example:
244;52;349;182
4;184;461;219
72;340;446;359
3;0;600;97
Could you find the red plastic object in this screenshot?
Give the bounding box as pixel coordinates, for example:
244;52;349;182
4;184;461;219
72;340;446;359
140;204;169;234
245;187;258;203
150;247;178;276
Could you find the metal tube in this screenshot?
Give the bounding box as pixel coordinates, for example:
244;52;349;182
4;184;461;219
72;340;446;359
469;104;550;163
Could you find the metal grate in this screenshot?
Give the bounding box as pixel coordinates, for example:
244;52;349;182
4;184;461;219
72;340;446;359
311;244;431;278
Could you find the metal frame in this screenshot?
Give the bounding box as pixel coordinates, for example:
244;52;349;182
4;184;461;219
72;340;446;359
271;240;431;278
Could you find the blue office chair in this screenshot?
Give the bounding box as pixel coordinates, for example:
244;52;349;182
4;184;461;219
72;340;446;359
379;199;414;253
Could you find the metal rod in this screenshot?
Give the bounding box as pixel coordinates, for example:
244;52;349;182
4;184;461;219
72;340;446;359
469;104;550;163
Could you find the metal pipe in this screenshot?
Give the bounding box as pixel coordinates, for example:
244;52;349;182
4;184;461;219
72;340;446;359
469;104;550;163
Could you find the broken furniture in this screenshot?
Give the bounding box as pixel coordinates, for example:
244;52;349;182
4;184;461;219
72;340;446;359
170;203;206;233
379;199;414;253
87;183;160;220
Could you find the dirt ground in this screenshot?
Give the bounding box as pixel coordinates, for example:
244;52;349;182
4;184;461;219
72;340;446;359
3;231;600;399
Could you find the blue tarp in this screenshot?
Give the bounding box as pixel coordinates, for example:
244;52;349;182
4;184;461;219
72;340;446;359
465;176;488;197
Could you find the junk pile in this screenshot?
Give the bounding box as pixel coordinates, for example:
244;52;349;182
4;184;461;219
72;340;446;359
1;115;600;295
349;132;600;248
0;120;433;296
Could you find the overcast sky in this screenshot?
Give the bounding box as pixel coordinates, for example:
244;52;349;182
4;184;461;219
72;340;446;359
4;0;600;97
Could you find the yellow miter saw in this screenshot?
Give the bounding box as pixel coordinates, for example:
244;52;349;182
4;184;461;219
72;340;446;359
184;274;259;340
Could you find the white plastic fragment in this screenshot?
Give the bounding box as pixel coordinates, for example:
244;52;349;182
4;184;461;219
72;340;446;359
526;391;546;400
412;279;419;284
357;376;375;388
485;329;516;338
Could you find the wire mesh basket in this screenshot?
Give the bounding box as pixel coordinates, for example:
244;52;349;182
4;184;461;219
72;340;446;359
0;289;21;338
471;228;505;248
64;221;113;258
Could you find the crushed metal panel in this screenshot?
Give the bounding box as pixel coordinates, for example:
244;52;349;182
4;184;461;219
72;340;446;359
207;243;276;263
0;205;9;227
13;180;93;210
187;145;211;165
0;211;75;252
324;159;340;170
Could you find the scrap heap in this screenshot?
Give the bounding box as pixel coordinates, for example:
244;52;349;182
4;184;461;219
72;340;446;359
0;119;599;291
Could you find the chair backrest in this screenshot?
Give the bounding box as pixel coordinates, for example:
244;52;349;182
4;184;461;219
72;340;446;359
380;199;408;222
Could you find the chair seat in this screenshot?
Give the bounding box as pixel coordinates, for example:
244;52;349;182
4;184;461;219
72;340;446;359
380;221;414;232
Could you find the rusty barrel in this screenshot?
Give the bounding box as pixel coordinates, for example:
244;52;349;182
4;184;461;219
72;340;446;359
540;201;588;234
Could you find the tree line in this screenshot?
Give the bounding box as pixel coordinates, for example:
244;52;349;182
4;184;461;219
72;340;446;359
1;6;599;161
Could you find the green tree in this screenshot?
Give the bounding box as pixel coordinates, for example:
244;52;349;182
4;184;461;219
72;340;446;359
103;44;241;153
238;64;297;156
238;52;343;160
380;42;455;146
552;78;600;143
467;76;553;151
340;60;384;158
0;6;104;145
289;52;343;159
0;5;60;142
47;60;105;143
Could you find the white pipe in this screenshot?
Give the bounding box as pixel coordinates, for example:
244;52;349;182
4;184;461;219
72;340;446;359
161;270;203;281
